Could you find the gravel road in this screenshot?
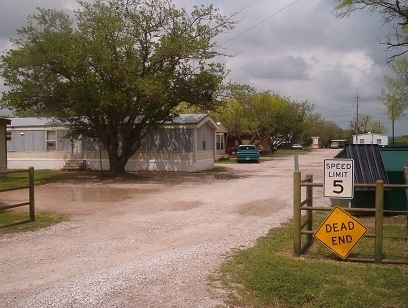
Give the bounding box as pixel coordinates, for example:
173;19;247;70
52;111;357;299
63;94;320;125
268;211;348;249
0;149;340;307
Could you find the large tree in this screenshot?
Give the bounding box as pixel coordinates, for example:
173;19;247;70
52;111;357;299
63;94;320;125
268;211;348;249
0;0;237;174
248;92;315;149
334;0;408;61
211;83;255;144
213;86;316;150
378;57;408;143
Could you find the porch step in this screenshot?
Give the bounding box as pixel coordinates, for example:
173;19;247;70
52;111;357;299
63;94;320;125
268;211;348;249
62;159;86;171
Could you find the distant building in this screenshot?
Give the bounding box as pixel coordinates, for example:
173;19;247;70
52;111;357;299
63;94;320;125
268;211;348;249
311;136;321;149
352;133;388;146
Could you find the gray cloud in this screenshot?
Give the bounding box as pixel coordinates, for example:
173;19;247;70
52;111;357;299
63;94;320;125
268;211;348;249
242;56;309;80
0;0;77;41
0;0;406;135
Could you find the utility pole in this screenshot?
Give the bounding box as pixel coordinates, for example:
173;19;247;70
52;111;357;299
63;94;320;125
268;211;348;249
355;94;359;144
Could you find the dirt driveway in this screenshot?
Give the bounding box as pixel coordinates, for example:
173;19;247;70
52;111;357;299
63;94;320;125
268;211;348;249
0;149;340;307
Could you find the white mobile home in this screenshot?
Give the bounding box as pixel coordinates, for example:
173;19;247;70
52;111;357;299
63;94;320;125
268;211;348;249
7;114;219;172
352;133;388;146
215;122;228;159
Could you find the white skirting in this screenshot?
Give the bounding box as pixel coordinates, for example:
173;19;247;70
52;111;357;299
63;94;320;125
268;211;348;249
86;158;214;172
7;157;215;172
7;158;66;170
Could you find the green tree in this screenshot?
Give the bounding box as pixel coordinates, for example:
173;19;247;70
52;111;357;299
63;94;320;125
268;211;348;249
334;0;408;61
0;0;237;174
174;101;205;114
366;118;388;134
248;91;291;148
287;100;316;145
309;117;344;147
378;57;408;143
213;87;316;150
397;135;408;144
342;128;356;144
211;83;255;144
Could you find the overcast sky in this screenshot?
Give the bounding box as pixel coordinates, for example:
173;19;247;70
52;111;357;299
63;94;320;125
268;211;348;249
0;0;406;136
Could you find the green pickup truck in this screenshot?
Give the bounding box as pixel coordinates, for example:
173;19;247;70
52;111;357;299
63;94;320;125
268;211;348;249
236;145;260;163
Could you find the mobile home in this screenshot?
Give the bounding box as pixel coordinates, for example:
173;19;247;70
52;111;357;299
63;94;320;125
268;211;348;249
7;114;219;172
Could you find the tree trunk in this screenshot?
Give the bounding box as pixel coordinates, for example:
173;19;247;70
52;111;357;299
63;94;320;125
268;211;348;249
108;156;128;175
100;122;149;176
105;146;129;176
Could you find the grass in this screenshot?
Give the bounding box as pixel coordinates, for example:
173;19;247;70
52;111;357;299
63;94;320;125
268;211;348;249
215;212;408;308
0;169;79;189
0;210;68;235
0;168;159;186
0;169;75;236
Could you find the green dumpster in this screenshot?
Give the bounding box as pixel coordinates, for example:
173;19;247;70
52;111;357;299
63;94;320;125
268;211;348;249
379;147;408;213
333;145;408;214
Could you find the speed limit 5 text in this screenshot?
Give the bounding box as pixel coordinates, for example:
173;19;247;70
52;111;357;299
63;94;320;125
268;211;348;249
326;163;352;178
328;171;350;177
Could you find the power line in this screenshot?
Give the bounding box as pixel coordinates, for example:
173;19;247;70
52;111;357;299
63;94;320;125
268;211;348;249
324;113;354;119
319;104;387;120
352;98;388;121
220;0;303;47
358;105;386;118
320;106;353;115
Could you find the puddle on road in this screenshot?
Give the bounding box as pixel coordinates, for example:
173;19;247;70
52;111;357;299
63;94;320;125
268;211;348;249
213;174;239;180
61;187;153;203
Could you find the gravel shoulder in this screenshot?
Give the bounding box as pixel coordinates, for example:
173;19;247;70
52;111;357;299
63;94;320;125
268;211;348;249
0;149;340;307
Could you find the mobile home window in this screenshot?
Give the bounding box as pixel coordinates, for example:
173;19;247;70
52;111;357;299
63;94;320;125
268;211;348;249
202;129;207;150
359;138;364;144
47;130;57;151
6;131;11;141
377;139;382;144
216;134;224;150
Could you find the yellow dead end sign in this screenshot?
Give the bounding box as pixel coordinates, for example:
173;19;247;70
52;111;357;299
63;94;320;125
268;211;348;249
314;207;368;259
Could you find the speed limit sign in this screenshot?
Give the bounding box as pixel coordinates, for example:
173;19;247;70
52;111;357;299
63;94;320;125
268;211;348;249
323;159;354;199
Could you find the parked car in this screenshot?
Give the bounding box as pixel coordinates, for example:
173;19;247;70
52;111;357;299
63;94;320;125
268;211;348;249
291;144;303;149
330;141;340;149
236;144;260;163
226;146;238;156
